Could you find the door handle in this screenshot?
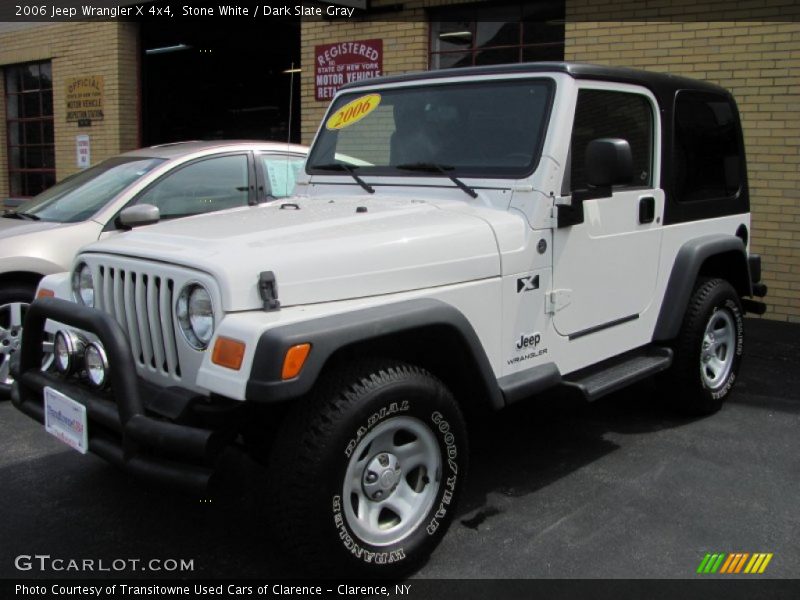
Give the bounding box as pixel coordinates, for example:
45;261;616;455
639;196;655;224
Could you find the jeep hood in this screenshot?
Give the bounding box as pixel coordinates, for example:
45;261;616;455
83;196;500;310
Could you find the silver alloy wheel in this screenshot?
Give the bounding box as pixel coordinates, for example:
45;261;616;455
343;416;441;547
700;308;736;389
0;302;53;385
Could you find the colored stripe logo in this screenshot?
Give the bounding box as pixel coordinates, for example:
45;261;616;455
697;553;773;574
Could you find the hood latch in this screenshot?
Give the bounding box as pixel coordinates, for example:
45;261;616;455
259;271;280;311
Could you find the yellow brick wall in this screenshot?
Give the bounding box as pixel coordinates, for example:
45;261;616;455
0;22;140;200
565;1;800;321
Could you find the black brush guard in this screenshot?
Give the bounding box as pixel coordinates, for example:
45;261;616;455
12;297;229;492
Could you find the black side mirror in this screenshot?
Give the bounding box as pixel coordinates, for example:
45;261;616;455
118;204;160;229
586;138;633;188
558;138;634;228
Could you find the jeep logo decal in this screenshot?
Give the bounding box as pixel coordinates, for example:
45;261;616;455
516;333;542;350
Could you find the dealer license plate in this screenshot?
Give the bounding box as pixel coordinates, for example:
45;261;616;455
44;386;88;454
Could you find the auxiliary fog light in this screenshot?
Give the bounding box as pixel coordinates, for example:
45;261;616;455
53;330;85;375
84;342;109;388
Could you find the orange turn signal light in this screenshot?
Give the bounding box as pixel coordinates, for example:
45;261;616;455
211;336;246;371
36;288;55;298
282;343;311;380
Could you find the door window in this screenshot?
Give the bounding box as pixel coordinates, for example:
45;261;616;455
135;154;249;218
569;89;654;192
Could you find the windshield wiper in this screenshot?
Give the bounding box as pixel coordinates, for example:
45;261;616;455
313;163;375;194
2;211;40;220
395;162;478;199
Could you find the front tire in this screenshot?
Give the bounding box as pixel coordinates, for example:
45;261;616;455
267;361;467;577
0;282;36;387
665;278;744;415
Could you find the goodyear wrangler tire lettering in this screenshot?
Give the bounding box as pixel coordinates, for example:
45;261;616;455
332;495;406;564
425;411;459;536
432;411;459;474
707;299;743;401
267;361;467;577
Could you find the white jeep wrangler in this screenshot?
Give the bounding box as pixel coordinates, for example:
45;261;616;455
13;63;767;576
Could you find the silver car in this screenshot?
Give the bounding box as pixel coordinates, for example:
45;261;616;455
0;140;308;391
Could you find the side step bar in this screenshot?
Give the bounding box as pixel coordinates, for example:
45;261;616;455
562;346;673;402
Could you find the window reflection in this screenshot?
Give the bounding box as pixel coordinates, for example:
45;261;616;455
429;1;565;69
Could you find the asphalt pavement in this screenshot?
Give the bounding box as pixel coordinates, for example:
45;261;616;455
0;318;797;580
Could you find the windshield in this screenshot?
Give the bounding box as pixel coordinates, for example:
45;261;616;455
19;157;165;223
307;78;553;179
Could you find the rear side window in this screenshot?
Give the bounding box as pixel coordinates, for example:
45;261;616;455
674;92;742;202
570;89;654;192
259;154;306;198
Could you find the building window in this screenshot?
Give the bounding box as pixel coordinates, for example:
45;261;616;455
5;61;55;198
429;1;565;70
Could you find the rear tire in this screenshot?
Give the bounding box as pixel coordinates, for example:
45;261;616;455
665;278;744;415
267;360;467;577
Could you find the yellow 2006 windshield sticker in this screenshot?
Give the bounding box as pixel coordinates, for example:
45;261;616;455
326;94;381;130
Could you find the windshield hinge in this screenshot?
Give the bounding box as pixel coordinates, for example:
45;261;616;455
546;289;572;314
541;206;558;229
259;271;280;311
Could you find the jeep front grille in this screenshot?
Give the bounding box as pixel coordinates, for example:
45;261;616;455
94;265;182;379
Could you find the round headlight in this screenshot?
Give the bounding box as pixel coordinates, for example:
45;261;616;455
53;330;85;375
176;283;214;350
71;262;94;307
84;343;109;388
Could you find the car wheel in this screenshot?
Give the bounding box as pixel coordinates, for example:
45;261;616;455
0;283;54;394
0;283;37;388
267;360;467;577
666;278;744;415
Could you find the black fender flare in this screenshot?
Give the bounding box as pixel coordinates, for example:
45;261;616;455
245;297;505;410
652;234;751;342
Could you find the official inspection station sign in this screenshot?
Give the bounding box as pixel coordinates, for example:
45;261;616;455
66;75;104;122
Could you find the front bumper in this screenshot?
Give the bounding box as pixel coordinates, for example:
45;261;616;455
12;297;237;492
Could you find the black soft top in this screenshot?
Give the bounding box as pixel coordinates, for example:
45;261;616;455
340;61;730;109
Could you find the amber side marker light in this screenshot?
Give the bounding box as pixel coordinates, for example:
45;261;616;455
36;289;55;298
211;336;246;370
282;343;311;380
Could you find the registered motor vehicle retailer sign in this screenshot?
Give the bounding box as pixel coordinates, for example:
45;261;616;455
65;75;104;122
314;39;383;101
